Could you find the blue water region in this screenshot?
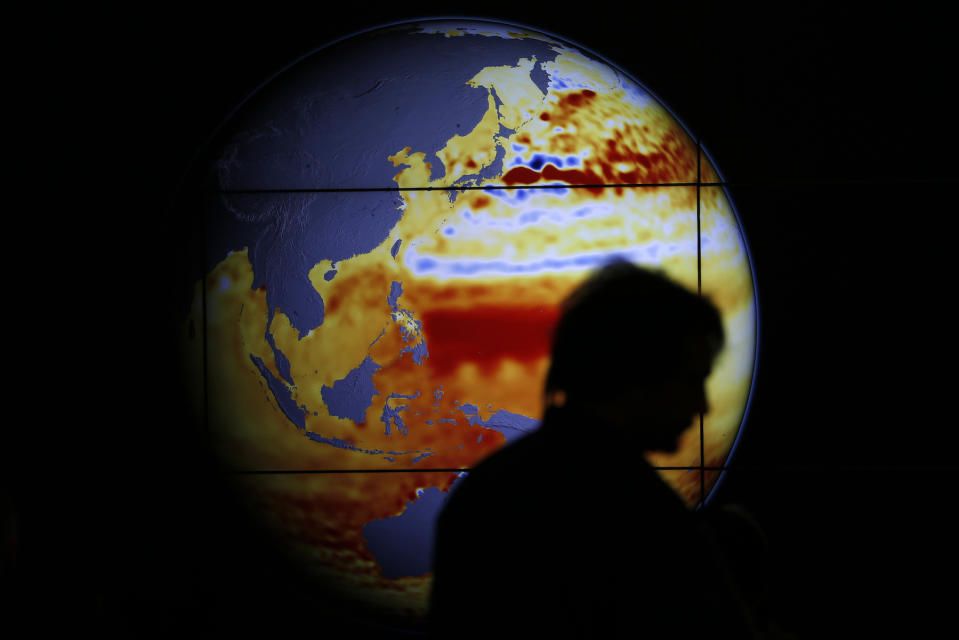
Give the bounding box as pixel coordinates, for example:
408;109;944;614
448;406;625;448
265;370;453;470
412;250;634;278
509;152;568;171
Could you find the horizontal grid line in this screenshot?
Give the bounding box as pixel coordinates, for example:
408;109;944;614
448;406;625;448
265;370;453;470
218;181;713;194
226;466;726;475
215;176;957;195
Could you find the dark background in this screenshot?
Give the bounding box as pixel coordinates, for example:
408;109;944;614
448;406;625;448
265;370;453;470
9;3;956;637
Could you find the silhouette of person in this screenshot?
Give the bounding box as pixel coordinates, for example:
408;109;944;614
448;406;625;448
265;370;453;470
429;260;761;639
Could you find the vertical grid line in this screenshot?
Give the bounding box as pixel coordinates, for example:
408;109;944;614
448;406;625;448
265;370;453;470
697;137;706;509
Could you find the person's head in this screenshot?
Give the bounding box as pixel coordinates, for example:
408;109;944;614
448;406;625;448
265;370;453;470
544;259;724;452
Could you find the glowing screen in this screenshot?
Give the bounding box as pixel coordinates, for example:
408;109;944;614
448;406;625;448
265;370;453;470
180;18;757;624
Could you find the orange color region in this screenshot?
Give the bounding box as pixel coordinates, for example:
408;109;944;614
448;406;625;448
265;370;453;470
421;305;559;375
547;88;597;114
599;130;693;184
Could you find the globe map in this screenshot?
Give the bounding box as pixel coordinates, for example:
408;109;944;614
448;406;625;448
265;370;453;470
179;18;757;627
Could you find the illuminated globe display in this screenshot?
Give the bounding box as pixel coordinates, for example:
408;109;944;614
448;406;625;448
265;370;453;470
179;18;757;628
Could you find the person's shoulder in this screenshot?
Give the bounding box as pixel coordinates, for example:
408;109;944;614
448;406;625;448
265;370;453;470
479;426;553;471
439;429;554;520
454;429;547;492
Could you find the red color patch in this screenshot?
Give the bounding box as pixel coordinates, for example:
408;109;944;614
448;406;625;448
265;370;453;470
420;305;559;375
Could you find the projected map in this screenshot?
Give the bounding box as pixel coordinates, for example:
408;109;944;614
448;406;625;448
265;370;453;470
179;18;756;625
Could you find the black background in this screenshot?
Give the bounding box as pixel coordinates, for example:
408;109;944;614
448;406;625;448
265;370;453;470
9;3;956;637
